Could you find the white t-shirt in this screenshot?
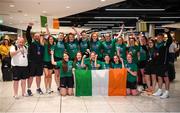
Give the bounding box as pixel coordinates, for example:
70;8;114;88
10;45;28;66
169;42;177;53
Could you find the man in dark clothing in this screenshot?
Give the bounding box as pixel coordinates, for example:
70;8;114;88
153;28;173;99
26;23;44;96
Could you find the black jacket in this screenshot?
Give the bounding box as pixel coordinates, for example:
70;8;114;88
156;32;173;65
26;26;44;63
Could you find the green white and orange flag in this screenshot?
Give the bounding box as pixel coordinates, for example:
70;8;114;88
74;68;127;96
53;18;59;29
40;16;47;27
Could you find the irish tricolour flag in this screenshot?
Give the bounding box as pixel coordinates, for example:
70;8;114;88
74;68;127;96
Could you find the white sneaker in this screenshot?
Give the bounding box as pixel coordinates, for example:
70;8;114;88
13;95;19;99
22;93;28;97
48;89;54;94
153;89;163;96
160;90;169;99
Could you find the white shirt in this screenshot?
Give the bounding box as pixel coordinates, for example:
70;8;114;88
10;45;28;66
169;42;177;53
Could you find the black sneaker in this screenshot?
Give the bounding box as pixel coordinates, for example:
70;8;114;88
37;88;43;95
27;89;33;96
57;87;60;92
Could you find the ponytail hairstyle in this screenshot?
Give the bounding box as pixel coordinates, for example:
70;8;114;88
62;52;69;72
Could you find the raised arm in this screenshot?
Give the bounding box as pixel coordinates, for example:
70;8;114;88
45;24;50;35
165;28;173;47
50;50;57;65
120;58;125;68
72;26;81;40
81;55;86;67
115;24;124;39
26;23;34;44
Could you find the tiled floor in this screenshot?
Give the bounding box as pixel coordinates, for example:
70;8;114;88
0;58;180;113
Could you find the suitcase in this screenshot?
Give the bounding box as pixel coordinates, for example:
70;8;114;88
2;66;13;81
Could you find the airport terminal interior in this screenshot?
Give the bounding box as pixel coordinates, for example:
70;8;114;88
0;0;180;113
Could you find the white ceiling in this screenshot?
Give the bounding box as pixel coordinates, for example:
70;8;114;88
0;0;124;33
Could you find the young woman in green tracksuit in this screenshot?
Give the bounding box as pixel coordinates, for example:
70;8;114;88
65;33;79;60
100;54;112;69
54;32;65;91
51;52;74;96
84;52;101;70
73;52;86;70
127;38;140;64
112;55;125;69
138;36;148;90
125;53;138;96
43;35;55;94
115;37;127;61
101;33;116;59
89;32;103;61
72;27;90;56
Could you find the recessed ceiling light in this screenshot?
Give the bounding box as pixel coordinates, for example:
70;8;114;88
24;14;28;16
9;4;15;7
160;17;180;19
94;17;138;19
0;20;3;24
146;21;175;23
105;9;165;11
66;6;70;9
42;11;47;13
101;0;106;2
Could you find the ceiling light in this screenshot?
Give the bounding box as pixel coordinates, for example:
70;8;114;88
94;17;138;19
84;24;114;26
160;17;180;19
90;26;107;29
146;21;175;23
155;27;165;29
112;26;135;29
66;6;70;9
42;11;47;13
9;4;15;7
24;14;28;17
88;21;124;23
60;21;71;23
101;0;106;2
0;17;3;24
105;9;165;11
0;20;3;24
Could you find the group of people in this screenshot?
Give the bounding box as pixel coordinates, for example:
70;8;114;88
0;22;178;99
